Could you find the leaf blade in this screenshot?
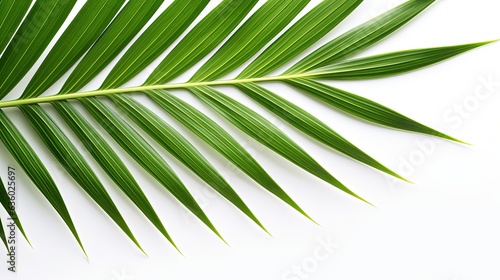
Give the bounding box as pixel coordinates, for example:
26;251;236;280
111;94;267;233
52;100;177;250
190;0;310;82
60;0;164;94
101;0;209;89
190;86;367;204
0;110;85;254
286;0;436;74
0;172;29;244
308;41;495;80
146;0;259;85
0;0;32;55
0;0;77;100
237;82;405;181
19;104;144;253
238;0;362;78
0;177;11;251
79;97;224;242
0;216;7;251
22;0;126;99
147;89;312;221
288;78;463;143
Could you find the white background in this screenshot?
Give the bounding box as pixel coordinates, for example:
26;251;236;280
1;0;500;279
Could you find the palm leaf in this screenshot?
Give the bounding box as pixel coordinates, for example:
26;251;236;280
0;217;7;251
52;100;177;251
0;0;32;55
0;111;85;254
0;173;29;244
285;0;436;74
0;176;12;250
0;0;495;257
102;0;209;89
235;82;406;181
19;104;144;253
21;0;125;99
238;0;362;78
111;94;268;233
190;85;368;204
147;89;313;222
189;0;310;82
305;42;496;80
60;0;165;93
0;0;76;100
287;78;465;143
79;97;225;243
146;0;258;84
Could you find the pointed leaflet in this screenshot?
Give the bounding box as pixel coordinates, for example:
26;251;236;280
0;169;29;243
18;105;144;253
0;110;84;254
92;0;264;231
238;0;362;79
146;0;258;85
58;0;262;231
111;94;267;232
147;90;312;220
79;97;224;242
41;0;171;245
0;0;32;55
307;41;496;80
41;0;175;247
236;83;405;181
55;0;220;243
190;86;367;203
60;0;164;94
190;0;310;82
0;0;76;100
52;101;177;250
0;177;17;251
21;0;126;99
288;79;462;143
0;216;7;251
101;0;209;89
286;0;435;74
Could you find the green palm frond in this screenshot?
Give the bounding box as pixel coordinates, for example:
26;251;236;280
0;177;12;251
0;220;6;251
0;0;496;257
0;174;29;246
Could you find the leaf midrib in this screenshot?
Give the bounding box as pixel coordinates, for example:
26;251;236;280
0;73;315;109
